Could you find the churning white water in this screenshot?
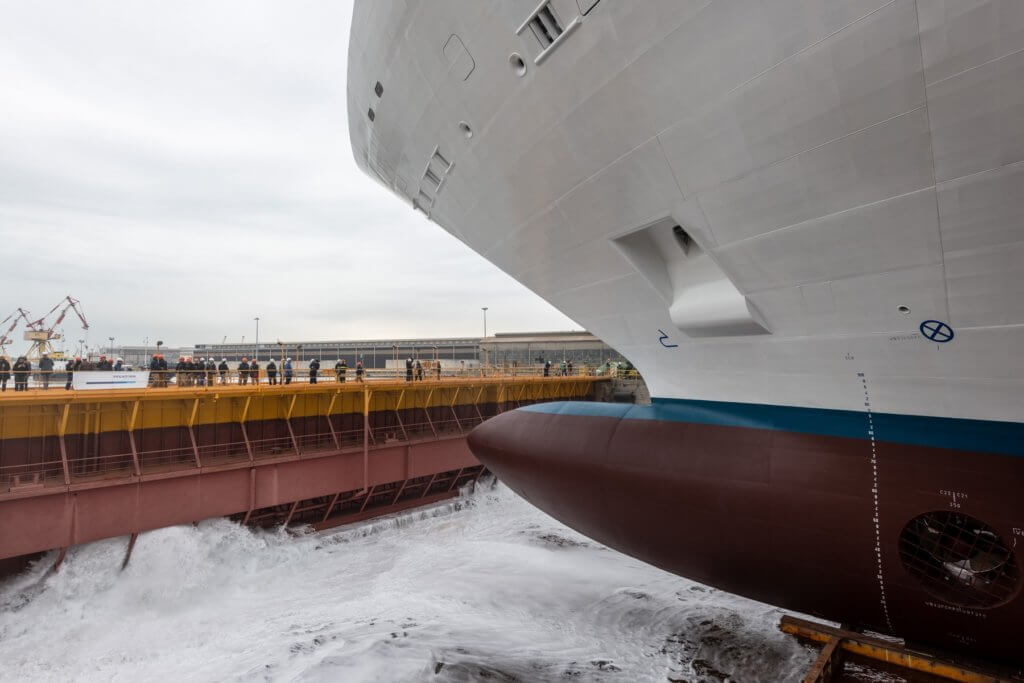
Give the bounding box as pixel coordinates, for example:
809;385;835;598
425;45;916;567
0;482;822;682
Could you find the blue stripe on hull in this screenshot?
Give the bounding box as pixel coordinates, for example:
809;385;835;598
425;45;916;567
521;398;1024;457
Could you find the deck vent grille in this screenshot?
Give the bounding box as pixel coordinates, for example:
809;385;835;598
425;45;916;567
898;511;1019;609
528;3;564;48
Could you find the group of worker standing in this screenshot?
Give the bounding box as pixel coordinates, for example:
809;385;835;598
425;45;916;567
143;355;370;387
541;359;574;376
0;355;30;391
1;352;591;392
403;358;444;381
1;352;126;391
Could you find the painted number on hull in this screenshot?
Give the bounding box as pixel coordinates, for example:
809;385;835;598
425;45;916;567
939;490;968;509
657;330;678;348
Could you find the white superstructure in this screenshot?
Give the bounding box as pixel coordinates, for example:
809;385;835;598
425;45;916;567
348;0;1023;424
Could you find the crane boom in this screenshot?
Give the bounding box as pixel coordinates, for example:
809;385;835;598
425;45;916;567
0;308;31;353
22;296;89;361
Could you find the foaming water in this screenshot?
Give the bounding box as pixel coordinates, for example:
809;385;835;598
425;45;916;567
0;482;819;682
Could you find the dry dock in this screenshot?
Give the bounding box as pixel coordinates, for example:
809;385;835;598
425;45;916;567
0;375;606;568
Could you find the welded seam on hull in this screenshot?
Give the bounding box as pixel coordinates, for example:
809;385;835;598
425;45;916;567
862;371;894;633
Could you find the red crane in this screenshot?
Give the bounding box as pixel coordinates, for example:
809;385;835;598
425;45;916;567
0;308;32;357
23;296;89;362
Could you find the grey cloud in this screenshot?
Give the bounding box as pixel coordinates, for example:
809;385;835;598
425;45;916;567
0;1;578;352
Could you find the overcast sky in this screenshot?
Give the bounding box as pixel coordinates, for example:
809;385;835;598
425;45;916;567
0;1;578;353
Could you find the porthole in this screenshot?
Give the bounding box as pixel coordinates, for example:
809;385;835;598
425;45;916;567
458;121;473;139
898;305;911;315
367;108;375;122
374;81;383;97
898;511;1020;608
509;53;527;77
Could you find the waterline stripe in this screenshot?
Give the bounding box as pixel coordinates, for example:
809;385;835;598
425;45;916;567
520;398;1024;457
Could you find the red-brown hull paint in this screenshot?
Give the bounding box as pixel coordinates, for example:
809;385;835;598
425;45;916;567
467;408;1024;664
0;432;480;562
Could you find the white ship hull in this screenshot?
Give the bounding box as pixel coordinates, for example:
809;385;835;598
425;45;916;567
347;0;1022;424
348;0;1024;664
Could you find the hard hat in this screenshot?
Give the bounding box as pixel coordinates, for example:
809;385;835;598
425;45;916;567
74;356;81;361
286;357;291;361
222;358;227;362
116;357;123;362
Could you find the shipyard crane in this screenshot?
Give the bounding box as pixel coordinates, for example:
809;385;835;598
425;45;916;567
23;295;89;362
0;308;32;357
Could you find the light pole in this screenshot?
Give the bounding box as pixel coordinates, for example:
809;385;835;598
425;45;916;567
108;337;114;358
254;317;259;361
143;336;149;362
481;307;488;368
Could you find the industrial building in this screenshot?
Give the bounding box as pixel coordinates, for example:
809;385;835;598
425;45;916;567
192;337;481;368
103;345;194;368
191;332;624;369
479;331;624;368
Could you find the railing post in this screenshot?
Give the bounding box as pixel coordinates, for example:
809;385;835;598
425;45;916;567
421;388;438;438
447;467;465;491
472;385;485;424
325;389;340;450
129;398;143;475
362;388;371;492
283;500;300;525
56;402;72;485
321;490;342;523
239;395;254;461
186;395;201;471
284;393;300;456
420;472;438;498
448;387;463;434
393;389;408;442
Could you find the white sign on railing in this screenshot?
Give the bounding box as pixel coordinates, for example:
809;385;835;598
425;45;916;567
72;371;151;390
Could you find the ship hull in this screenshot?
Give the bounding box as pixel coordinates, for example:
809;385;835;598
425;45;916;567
468;401;1024;663
348;0;1024;664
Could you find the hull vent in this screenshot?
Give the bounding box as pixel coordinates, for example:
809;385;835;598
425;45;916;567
528;3;564;48
516;1;582;65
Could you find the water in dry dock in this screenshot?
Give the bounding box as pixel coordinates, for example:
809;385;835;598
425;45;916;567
0;483;912;682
